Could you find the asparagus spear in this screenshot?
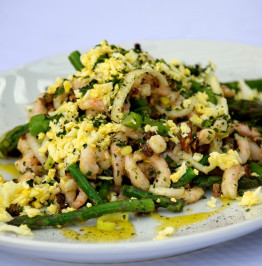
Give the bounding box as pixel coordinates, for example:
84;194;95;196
228;99;262;123
99;180;111;201
67;164;103;205
192;175;221;188
171;168;197;188
122;185;184;212
68;50;84;71
0;123;29;158
8;199;154;229
192;175;261;190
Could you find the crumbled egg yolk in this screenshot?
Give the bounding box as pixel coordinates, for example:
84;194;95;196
153;226;175;240
180;122;191;138
47;77;63;94
0;181;55;210
47;204;58;214
239;187;262;207
210;76;222;94
22;206;42;218
208;149;241;170
0;224;33;236
190;90;229;127
170;162;187;183
144;124;158;133
38;132;45;140
86;83;113;105
193;169;199;175
207;197;217;208
62;207;76;213
182;98;192;108
63;80;72;93
0;209;13;222
39;113;121;169
170;58;181;66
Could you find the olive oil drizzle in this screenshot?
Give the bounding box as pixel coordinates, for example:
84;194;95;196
0;163;19;178
62;220;136;242
151;198;231;232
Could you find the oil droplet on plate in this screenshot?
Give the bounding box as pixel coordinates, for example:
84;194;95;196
151;198;231;232
61;220;136;242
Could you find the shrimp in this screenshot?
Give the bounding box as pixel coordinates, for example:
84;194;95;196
72;188;88;209
72;79;88;90
17;136;31;154
221;85;235;98
80;146;100;179
124;152;150;191
161;150;180;164
111;133;127;186
15;136;41;175
138;162;155;180
230;123;261;140
182;187;204;204
80;146;110;179
235;134;250;164
31;98;47;117
79;99;105;111
19;172;35;182
95;149;111;170
15;152;41;175
147;135;167;154
121;126;143;140
249;140;262;163
53;93;68;110
60;175;78;206
153;86;172;96
148;154;171;188
221;164;245;198
65;191;77;206
197;129;216;146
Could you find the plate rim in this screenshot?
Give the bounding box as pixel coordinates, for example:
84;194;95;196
1;39;262;262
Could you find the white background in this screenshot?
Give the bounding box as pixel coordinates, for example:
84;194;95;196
0;0;262;265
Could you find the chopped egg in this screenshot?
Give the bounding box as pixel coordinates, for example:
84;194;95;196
239;187;262;207
180;122;191;138
144;124;158;133
62;207;76;213
0;180;55;210
0;209;13;222
207;197;217;208
208;149;241;170
192;153;203;162
182;98;192;108
47;204;58;214
193;169;199;175
153;226;175;240
22;206;42;218
0;224;33;236
170;162;187;183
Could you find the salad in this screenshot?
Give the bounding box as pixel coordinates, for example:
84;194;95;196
0;40;262;237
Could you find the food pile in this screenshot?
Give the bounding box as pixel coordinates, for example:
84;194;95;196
0;40;262;236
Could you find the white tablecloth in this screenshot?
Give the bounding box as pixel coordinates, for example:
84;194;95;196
0;0;262;265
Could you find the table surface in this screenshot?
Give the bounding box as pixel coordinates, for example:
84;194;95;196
0;0;262;265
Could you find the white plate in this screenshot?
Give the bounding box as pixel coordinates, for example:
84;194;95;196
0;40;262;263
